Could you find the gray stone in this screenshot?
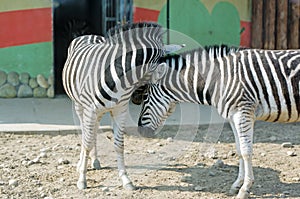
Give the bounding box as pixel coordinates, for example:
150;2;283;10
37;74;49;88
33;87;47;98
0;83;17;98
48;74;54;86
47;86;54;98
17;84;33;98
7;72;19;86
213;159;225;168
0;70;7;86
19;72;30;84
29;78;38;88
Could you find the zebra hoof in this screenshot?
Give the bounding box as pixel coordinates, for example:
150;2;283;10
137;126;155;138
236;189;250;199
77;180;87;190
123;182;136;191
229;186;239;195
91;159;101;170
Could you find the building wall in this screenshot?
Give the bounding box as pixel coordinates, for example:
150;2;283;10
133;0;251;48
0;0;53;98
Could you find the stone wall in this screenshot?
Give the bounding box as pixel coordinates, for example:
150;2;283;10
0;70;54;98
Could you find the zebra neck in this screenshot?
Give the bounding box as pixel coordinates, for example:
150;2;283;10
159;57;220;106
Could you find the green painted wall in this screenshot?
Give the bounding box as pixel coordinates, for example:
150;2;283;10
0;42;53;77
158;0;241;49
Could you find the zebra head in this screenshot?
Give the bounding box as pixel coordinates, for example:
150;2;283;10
138;84;176;137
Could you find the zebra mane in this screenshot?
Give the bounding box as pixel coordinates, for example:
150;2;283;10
106;22;164;44
163;44;245;60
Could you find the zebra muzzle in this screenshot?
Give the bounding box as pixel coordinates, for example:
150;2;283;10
137;126;156;138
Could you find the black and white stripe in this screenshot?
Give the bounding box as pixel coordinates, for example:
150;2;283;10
138;47;300;198
62;22;165;190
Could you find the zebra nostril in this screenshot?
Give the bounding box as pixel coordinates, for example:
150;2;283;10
137;126;155;138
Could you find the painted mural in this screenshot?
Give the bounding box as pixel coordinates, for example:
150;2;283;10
133;0;251;47
0;0;53;98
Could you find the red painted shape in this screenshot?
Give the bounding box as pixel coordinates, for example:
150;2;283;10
133;7;160;22
0;8;52;48
240;21;251;47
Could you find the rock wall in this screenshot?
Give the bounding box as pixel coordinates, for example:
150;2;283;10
0;70;54;98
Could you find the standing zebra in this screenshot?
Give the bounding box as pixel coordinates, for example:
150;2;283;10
62;22;168;190
137;48;300;199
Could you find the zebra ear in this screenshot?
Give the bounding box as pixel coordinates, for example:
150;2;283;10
164;44;185;54
152;63;167;83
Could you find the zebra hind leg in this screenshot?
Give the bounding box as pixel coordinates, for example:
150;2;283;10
111;108;136;190
74;103;101;170
77;108;99;189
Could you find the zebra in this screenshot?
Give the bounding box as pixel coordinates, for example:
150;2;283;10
131;44;242;105
137;47;300;199
62;22;170;190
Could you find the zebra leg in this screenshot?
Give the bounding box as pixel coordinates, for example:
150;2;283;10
229;121;245;195
111;107;135;190
230;111;255;199
74;103;101;170
77;108;99;190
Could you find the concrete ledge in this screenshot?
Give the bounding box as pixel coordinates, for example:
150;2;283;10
0;123;112;135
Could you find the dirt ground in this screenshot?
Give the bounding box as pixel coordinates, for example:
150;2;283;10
0;121;299;199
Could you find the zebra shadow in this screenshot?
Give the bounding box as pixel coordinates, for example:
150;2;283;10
130;163;300;198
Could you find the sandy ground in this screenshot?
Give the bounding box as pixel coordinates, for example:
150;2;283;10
0;122;299;199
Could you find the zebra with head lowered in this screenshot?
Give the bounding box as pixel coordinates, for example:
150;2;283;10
62;22;172;190
137;47;300;199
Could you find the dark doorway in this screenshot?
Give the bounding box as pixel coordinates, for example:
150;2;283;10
53;0;133;94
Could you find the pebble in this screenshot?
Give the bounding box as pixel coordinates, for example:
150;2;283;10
7;72;19;86
167;137;173;142
269;136;277;141
213;159;225;168
287;151;297;157
181;175;190;182
19;72;30;84
40;148;50;153
147;150;155;154
39;152;47;158
0;83;17;98
29;78;38;89
208;171;216;176
281;142;293;148
101;186;109;192
194;186;205;191
17;84;33;98
292;177;300;182
58;158;70;165
260;153;266;157
33;87;47;98
8;179;18;187
0;70;7;86
37;74;49;88
0;180;6;185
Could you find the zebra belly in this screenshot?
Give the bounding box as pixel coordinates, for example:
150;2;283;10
255;103;300;123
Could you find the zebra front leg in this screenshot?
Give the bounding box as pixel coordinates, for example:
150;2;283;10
231;111;255;199
229;121;245;195
77;109;99;189
111;108;135;190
